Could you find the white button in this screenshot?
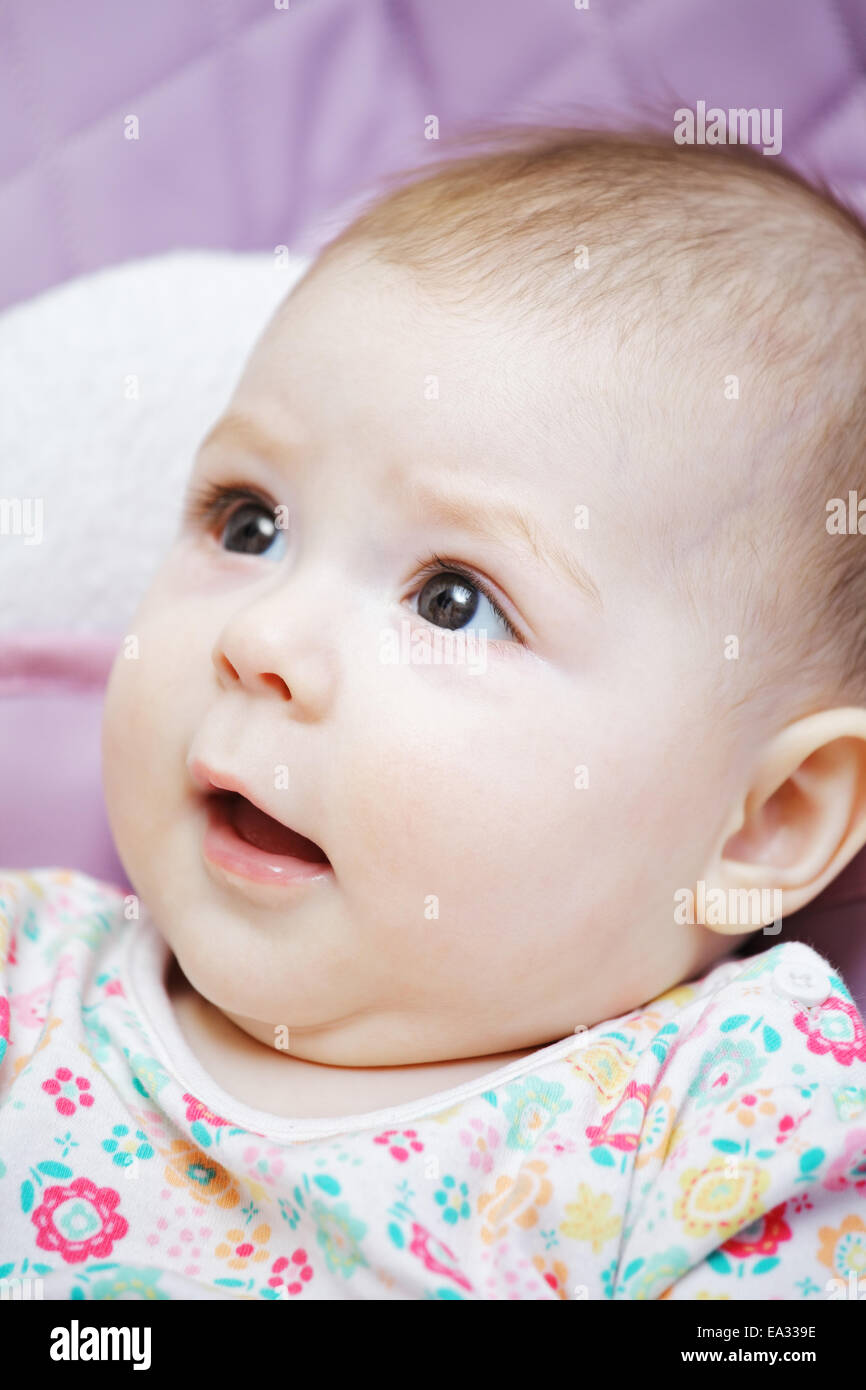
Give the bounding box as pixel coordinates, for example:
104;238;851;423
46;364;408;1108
772;960;832;1006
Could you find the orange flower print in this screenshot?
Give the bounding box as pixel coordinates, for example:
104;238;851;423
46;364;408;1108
817;1215;866;1278
725;1088;776;1128
13;1015;62;1079
477;1159;552;1245
214;1223;272;1272
162;1140;240;1210
531;1253;570;1300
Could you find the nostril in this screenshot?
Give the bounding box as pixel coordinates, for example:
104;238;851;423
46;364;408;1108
214;654;239;682
260;672;291;698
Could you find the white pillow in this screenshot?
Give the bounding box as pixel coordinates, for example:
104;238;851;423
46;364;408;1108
0;250;310;634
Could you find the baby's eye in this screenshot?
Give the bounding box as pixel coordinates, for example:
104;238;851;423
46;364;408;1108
413;565;521;643
218;498;286;562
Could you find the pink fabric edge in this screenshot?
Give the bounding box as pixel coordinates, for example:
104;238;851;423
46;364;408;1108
0;632;118;694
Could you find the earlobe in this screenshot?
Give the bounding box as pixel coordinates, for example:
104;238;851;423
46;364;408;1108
705;707;866;933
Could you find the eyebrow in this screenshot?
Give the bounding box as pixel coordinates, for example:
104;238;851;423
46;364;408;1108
198;410;602;609
197;409;303;460
397;477;603;610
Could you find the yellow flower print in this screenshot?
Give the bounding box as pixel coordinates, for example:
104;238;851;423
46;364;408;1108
162;1139;241;1210
695;1292;731;1299
560;1183;622;1254
214;1223;271;1272
431;1104;463;1125
568;1038;636;1103
651;983;695;1011
674;1156;770;1240
817;1216;866;1277
477;1159;552;1246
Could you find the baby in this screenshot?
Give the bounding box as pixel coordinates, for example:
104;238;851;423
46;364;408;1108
2;127;866;1302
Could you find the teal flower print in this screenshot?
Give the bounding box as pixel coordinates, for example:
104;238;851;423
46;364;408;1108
502;1077;573;1150
86;1266;169;1300
125;1053;170;1100
687;1039;766;1109
433;1174;471;1226
614;1246;691;1300
312;1199;368;1278
82;1009;112;1064
101;1125;155;1168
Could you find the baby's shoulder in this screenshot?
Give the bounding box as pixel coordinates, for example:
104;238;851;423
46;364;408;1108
645;937;866;1086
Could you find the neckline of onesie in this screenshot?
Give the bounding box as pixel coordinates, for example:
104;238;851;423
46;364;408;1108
120;907;592;1142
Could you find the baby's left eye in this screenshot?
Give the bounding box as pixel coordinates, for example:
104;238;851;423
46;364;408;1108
412;565;521;643
218;500;286;560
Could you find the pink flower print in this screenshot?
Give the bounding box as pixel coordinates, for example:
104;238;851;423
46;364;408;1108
585;1080;651;1153
459;1117;500;1173
32;1178;128;1264
0;995;9;1068
822;1128;866;1195
537;1130;578;1159
11;982;52;1029
182;1094;231;1127
266;1248;314;1297
793;997;866;1067
372;1128;424;1162
42;1067;95;1117
242;1145;285;1185
133;1107;172;1144
408;1221;473;1292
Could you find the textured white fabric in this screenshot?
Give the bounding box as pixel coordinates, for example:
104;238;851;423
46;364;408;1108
0;250;309;634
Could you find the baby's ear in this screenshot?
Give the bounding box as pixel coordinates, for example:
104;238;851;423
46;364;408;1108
706;708;866;934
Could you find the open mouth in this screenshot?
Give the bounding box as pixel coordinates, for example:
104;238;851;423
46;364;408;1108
216;791;330;864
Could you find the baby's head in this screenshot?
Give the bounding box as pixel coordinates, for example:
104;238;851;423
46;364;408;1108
102;127;866;1066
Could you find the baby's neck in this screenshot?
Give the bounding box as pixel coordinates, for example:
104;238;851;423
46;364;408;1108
165;958;537;1120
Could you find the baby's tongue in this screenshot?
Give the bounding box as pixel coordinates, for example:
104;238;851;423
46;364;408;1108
229;796;329;863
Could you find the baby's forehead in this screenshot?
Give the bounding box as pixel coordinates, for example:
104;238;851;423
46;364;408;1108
256;170;862;534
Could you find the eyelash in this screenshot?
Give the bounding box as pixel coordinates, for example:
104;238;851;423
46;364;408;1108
184;479;267;530
409;552;524;644
184;480;525;645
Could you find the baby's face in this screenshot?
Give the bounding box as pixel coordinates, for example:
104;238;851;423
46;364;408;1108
102;247;751;1065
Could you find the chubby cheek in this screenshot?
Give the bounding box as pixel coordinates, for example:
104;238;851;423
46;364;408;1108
102;595;206;872
332;665;591;954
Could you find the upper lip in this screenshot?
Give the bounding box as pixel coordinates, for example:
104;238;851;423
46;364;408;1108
188;757;328;857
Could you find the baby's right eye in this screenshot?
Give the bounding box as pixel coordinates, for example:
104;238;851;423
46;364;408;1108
186;482;286;561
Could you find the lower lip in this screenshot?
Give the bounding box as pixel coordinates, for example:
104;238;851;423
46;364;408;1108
202;796;333;887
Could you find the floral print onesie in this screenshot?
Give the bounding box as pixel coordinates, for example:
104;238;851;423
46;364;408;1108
1;869;864;1300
